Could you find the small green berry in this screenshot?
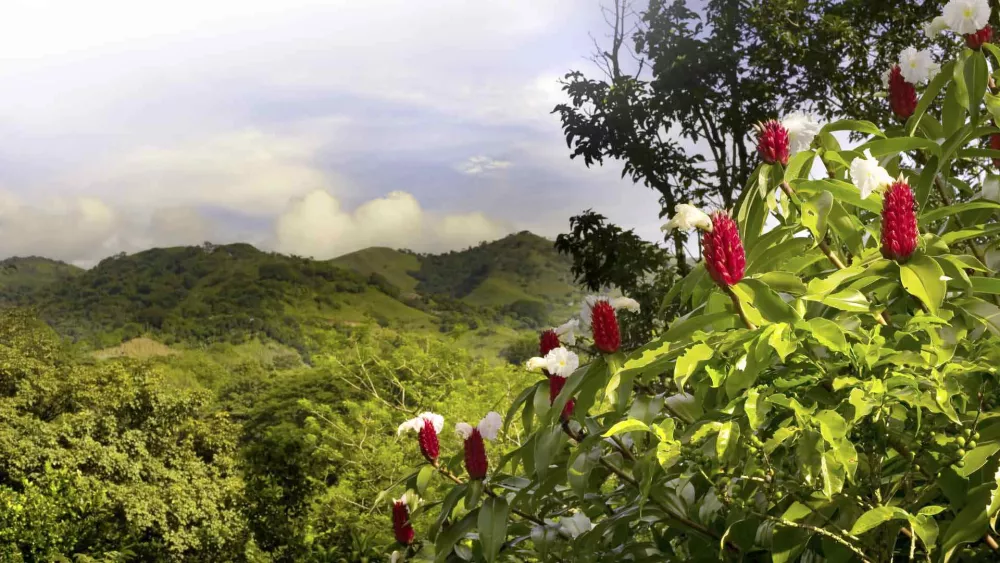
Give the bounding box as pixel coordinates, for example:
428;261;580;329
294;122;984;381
957;448;967;457
974;432;981;441
964;428;972;437
968;441;978;449
957;437;967;447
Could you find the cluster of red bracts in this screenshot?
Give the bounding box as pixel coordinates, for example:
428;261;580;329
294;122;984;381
755;120;790;166
887;65;918;120
539;329;561;357
463;428;489;480
417;418;440;462
590;301;620;354
881;179;919;262
966;25;993;50
991;134;1000;169
703;212;746;289
392;499;415;546
548;373;576;421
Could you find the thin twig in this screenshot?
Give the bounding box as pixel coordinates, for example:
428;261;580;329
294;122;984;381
724;285;757;330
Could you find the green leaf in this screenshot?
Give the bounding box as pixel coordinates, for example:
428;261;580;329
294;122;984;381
478;497;509;563
716;420;739;461
856;136;941;158
814;410;848;444
900;255;946;314
940;488;990;555
435;508;480;563
806;317;848;352
850;506;909;535
967;50;989;118
953;50;970;110
416;465;435;495
955;443;1000;477
784;150;815;182
674;343;714;389
818;289;871;313
602;418;649;437
732;278;800;324
755;271;808;295
661;311;733;343
919;200;1000;226
971;276;1000;295
794;178;882;214
802;190;833;239
822;119;885;138
430;484;468;539
908;60;953;135
764;426;797;454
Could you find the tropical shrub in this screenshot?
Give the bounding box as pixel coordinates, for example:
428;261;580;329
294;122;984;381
382;3;1000;561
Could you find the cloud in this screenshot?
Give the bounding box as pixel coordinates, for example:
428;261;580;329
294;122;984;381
458;156;513;175
273;189;511;259
0;191;121;264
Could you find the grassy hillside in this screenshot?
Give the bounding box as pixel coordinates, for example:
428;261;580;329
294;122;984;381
0;256;82;291
330;246;421;293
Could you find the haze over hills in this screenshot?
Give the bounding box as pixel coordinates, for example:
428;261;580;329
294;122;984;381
0;231;585;359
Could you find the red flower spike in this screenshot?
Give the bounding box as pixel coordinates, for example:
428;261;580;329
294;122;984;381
990;134;1000;169
887;66;917;120
392;500;415;545
702;212;746;289
966;25;993;50
463;428;489;480
756;120;790;166
549;375;576;421
417;417;440;462
539;329;560;357
880;179;919;263
590;300;621;354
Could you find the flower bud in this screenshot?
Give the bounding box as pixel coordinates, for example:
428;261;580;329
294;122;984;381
392;498;415;545
702;212;745;289
539;329;560;357
755;120;790;166
965;24;993;49
418;417;440;462
880;178;919;262
590;300;620;354
887;65;917;120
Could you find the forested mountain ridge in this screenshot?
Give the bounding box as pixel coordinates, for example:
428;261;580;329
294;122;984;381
0;232;584;355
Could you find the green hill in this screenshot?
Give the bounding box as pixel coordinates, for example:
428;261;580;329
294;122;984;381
331;246;421;293
0;256;83;291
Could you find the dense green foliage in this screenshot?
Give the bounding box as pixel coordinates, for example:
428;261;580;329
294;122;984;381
387;20;1000;563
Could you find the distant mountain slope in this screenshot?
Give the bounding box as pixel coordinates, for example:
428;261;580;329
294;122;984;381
330;247;421;293
0;256;83;292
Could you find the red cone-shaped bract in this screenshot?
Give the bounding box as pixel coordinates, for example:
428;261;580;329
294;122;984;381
590;300;620;353
463;428;488;480
888;65;917;120
392;500;415;545
702;212;745;289
549;375;575;421
756;120;789;166
417;417;440;462
539;329;560;357
990;134;1000;169
966;25;993;50
881;180;918;262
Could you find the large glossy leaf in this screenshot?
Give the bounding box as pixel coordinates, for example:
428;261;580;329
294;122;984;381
806;317;848;352
478;497;509;563
850;506;910;535
732;278;800;324
900;255;946;314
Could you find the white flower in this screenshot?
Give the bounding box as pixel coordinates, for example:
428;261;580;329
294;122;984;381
477;411;503;441
881;67;892;90
780;111;822;154
525;356;548;372
849;149;893;200
390;551;402;563
981;175;1000;202
660;203;712;233
610;296;641;313
898;47;940;85
454;422;475;440
577;295;602;333
394;490;421;510
560;512;592;538
942;0;991;35
554;318;579;346
397;412;444;436
923;15;950;38
545;347;579;378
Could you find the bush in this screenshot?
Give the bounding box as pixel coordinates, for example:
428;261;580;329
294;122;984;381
382;34;1000;563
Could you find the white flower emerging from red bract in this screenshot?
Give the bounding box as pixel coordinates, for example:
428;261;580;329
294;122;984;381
397;412;444;462
849;149;893;200
661;203;712;233
780;111;822;155
924;15;950;38
455;411;502;441
553;318;580;346
942;0;991;34
897;47;940;85
578;295;640;333
526;346;579;378
455;411;501;480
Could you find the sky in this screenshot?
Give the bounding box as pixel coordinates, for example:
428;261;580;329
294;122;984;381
0;0;667;267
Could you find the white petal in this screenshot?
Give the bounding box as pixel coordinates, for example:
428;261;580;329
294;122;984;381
544;347;580;378
418;412;444;435
849;149;893;200
924;16;950;38
397;416;423;436
455;422;474;440
477;411;503;441
898;47;939;84
780;111;822;154
554;318;579;346
560;512;593;538
391;551;402;563
942;0;991;35
982;175;1000;202
526;357;547;372
610;296;641;313
660;203;712;233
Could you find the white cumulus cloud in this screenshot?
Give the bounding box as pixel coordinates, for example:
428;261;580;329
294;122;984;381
273;189;511;259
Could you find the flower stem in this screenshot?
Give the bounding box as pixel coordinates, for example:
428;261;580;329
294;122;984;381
724;285;757;330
